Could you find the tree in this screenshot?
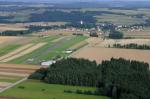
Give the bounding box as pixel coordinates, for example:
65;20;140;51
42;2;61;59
109;30;123;39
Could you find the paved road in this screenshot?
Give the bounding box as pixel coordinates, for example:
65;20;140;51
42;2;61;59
0;77;28;93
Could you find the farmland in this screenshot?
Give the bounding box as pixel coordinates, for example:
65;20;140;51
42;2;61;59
97;39;150;47
9;36;87;64
96;14;145;25
0;24;27;32
0;80;109;99
71;37;150;65
0;36;35;46
0;1;150;99
0;45;21;56
0;36;21;45
0;35;87;65
121;28;150;39
72;47;150;64
0;64;40;93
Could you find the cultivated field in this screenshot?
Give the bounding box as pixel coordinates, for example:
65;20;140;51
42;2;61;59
122;28;150;39
18;22;67;27
3;43;46;62
0;45;21;56
0;64;40;93
0;24;27;32
98;39;150;47
0;43;46;62
0;44;33;61
0;36;35;46
86;37;104;47
72;47;150;64
31;29;88;36
7;35;87;64
0;36;20;45
0;80;109;99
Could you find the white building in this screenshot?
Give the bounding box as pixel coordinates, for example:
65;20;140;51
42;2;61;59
41;60;56;66
80;20;83;25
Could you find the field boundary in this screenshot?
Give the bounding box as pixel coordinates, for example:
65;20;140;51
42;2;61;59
0;77;28;93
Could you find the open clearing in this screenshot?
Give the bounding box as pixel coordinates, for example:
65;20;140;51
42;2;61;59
72;47;150;64
0;80;109;99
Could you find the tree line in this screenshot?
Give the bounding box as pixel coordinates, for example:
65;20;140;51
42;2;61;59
113;43;150;50
29;58;150;99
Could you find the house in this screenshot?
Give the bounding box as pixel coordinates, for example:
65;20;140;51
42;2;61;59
89;30;98;37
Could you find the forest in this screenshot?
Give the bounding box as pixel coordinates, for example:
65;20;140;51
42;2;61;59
29;58;150;99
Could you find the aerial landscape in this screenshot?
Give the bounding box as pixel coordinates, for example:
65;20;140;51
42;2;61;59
0;0;150;99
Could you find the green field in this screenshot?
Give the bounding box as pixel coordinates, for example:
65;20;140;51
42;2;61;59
0;76;22;83
9;35;87;64
0;80;109;99
0;44;21;56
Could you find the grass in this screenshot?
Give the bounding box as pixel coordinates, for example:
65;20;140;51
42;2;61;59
0;75;23;83
9;36;87;64
0;44;21;56
0;80;109;99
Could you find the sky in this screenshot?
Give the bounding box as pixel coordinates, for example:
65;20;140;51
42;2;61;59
0;0;150;3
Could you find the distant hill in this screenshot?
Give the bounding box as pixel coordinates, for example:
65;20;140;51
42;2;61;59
0;0;150;8
0;0;150;3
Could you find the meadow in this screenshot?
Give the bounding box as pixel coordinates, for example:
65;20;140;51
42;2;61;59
0;80;109;99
